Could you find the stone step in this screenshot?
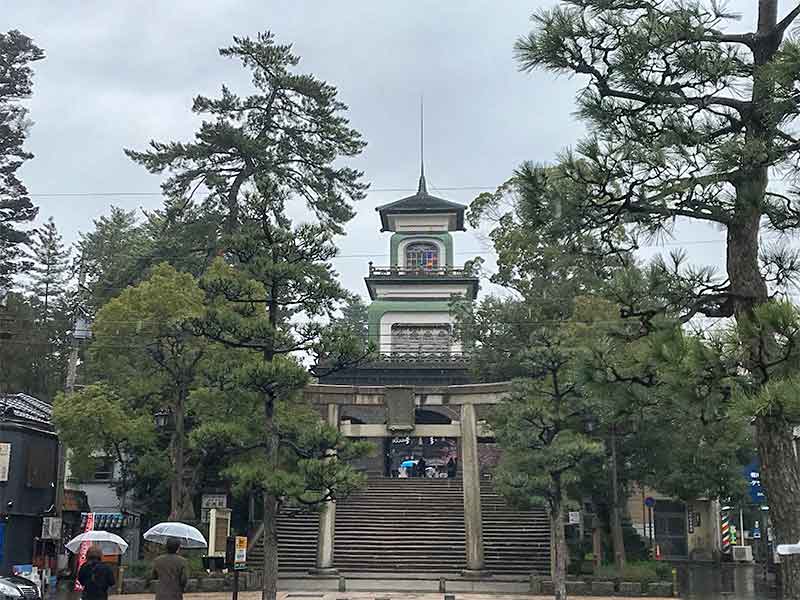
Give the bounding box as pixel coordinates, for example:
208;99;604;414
251;478;551;574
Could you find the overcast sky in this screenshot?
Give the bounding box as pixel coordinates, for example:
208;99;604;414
8;1;765;300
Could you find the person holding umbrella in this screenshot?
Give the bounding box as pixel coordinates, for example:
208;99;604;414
151;538;189;600
77;546;116;600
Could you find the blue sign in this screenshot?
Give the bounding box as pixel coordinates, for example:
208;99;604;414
744;459;767;504
645;496;656;508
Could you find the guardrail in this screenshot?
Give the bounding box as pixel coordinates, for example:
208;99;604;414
368;264;473;277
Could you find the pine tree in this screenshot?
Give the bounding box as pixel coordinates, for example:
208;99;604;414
0;31;44;296
25;217;71;322
515;2;800;593
127;32;369;600
77;207;150;311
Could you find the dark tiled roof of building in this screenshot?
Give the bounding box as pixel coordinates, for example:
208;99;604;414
376;175;466;230
0;393;53;425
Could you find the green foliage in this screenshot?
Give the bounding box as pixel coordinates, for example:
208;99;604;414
125;31;367;240
0;30;44;292
731;301;800;421
466;164;625;306
595;561;672;584
332;294;370;342
53;383;155;500
77;207;151;311
122;33;371;597
0;289;73;400
57;265;209;518
24;217;72;319
0;292;39;394
89;262;206;408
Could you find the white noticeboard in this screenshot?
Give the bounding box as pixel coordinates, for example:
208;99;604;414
568;511;581;525
0;443;11;482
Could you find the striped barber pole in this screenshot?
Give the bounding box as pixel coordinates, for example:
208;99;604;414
721;511;731;553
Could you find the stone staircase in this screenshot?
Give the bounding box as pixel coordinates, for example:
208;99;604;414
248;478;550;574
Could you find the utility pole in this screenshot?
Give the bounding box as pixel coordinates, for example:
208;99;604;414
55;258;87;520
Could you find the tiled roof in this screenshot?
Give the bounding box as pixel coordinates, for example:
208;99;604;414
376;175;466;231
0;393;53;425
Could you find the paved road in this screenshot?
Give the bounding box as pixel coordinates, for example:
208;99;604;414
110;593;673;600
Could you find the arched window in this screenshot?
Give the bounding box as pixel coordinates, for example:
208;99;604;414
405;243;439;270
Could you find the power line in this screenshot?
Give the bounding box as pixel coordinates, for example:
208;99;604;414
27;186;495;199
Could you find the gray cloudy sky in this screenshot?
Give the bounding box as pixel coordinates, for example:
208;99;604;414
9;1;763;299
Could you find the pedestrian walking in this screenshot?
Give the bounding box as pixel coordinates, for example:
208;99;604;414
151;538;189;600
77;546;116;600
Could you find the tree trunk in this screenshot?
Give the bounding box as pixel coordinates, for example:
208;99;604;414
609;426;626;571
169;386;188;520
592;526;603;571
757;416;800;599
551;500;568;600
261;491;279;600
757;0;778;34
261;392;279;600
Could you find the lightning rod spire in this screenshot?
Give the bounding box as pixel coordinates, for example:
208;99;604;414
418;96;427;195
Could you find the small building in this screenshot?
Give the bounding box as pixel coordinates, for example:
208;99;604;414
0;394;59;574
66;457;142;565
626;485;721;560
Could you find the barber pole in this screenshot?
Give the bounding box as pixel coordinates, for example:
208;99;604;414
721;511;731;553
74;513;95;592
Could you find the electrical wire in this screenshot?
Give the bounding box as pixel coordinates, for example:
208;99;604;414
27;186;496;198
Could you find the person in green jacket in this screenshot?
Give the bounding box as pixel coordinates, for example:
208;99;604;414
152;539;188;600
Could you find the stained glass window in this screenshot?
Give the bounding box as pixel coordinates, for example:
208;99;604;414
405;243;439;270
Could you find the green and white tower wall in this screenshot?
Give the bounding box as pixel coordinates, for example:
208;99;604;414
364;173;479;356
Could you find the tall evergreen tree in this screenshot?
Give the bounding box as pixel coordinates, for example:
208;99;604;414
125;31;367;245
126;32;369;600
25;217;71;321
21;216;73;397
77;207;150;311
515;2;800;592
0;30;44;296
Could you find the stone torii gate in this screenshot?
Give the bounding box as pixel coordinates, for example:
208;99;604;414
304;381;509;577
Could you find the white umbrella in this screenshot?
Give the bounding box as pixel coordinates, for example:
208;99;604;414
778;541;800;555
66;531;129;555
144;522;207;549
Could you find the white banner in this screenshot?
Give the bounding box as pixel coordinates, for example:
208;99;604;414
0;444;11;482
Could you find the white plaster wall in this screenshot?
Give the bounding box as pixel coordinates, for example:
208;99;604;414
389;213;455;232
372;283;471;299
379;311;462;354
397;237;447;266
77;482;125;513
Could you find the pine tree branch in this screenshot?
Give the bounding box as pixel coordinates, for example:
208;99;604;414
773;3;800;38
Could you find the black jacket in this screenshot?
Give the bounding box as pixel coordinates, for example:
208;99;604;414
77;560;116;600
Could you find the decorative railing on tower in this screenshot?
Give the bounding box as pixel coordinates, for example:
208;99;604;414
368;263;475;278
376;351;469;366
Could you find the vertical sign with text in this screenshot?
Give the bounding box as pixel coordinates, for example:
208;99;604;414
0;443;11;482
74;513;95;592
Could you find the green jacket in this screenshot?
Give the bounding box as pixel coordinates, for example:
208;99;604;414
152;553;188;600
